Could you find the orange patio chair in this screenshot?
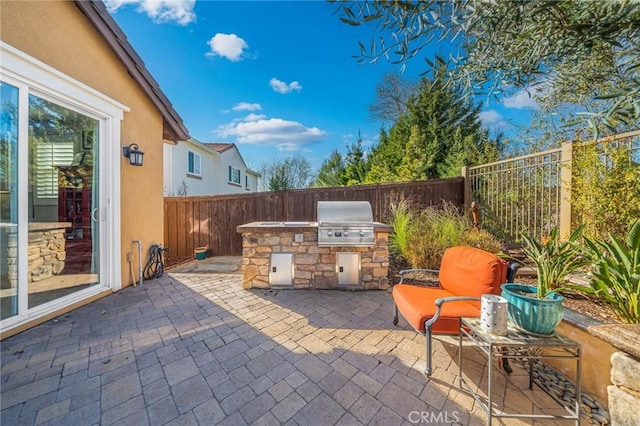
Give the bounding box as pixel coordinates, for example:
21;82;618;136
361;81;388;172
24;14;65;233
392;246;520;376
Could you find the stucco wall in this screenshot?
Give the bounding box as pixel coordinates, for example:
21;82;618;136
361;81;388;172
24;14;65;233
547;320;617;406
0;1;167;288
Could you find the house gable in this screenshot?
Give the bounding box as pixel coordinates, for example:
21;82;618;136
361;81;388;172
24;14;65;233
204;143;260;192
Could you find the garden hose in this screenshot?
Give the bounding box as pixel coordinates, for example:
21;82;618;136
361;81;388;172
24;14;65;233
143;244;168;280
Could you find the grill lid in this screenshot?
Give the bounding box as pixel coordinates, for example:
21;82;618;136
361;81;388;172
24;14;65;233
317;201;373;226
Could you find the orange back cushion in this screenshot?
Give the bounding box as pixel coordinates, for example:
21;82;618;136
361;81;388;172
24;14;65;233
438;246;507;297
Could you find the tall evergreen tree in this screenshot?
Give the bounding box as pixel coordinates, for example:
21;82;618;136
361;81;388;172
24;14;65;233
365;70;500;182
312;149;346;187
342;131;370;185
396;125;428;181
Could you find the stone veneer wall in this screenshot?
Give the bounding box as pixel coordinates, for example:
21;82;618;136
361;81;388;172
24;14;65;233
5;224;69;286
241;230;389;290
588;324;640;426
28;227;68;283
609;351;640;426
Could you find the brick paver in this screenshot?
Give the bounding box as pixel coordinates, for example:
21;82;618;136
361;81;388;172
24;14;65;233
1;257;584;425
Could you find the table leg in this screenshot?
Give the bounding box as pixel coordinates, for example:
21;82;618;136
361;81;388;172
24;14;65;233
575;350;582;426
487;343;493;426
459;332;463;388
529;358;534;390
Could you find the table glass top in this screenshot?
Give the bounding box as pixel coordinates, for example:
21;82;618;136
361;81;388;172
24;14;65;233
461;317;581;348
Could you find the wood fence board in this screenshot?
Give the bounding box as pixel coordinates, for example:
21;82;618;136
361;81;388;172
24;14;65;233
164;178;464;257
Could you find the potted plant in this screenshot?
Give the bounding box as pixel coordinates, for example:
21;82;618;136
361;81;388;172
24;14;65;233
582;219;639;324
501;225;588;335
194;247;208;260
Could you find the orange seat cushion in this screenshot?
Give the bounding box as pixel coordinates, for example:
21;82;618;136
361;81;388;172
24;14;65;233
393;246;508;334
392;284;481;333
439;246;507;298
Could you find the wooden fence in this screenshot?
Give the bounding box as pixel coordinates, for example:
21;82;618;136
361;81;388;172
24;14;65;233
164;177;464;257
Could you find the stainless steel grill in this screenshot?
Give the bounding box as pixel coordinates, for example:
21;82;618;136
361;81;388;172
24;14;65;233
317;201;375;246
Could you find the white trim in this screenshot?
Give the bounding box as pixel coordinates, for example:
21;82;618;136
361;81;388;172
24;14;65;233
18;77;30;322
187;150;201;176
0;42;127;332
228;164;241;185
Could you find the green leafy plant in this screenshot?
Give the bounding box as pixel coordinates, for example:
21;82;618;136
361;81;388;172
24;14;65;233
582;219;640;324
572;140;640;242
396;201;501;269
388;198;414;258
521;225;589;298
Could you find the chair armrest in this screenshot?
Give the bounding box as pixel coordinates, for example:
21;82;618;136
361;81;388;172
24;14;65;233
424;296;481;331
434;296;481;307
398;269;439;285
507;262;521;283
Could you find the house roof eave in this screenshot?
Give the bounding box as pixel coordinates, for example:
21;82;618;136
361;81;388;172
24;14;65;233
75;0;190;142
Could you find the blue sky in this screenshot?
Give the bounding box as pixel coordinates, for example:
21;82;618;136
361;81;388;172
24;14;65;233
105;0;536;170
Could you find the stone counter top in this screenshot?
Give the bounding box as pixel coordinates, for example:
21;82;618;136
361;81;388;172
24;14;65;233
237;221;393;233
590;324;640;360
237;221;317;233
28;222;72;232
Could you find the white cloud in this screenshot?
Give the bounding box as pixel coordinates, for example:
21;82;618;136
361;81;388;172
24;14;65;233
243;113;266;122
269;78;303;94
276;143;311;152
216;118;325;151
503;82;552;110
232;102;262;112
207;34;248;62
104;0;195;25
503;89;540;110
479;110;509;129
342;133;377;148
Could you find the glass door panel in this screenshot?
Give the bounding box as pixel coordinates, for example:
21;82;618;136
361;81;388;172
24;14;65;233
28;95;100;308
0;82;19;320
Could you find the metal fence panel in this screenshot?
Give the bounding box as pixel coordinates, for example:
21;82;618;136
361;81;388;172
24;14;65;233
468;130;640;243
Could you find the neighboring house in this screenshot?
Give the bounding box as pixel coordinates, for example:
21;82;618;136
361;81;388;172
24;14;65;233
164;140;259;196
164;139;221;196
205;143;260;194
0;0;189;337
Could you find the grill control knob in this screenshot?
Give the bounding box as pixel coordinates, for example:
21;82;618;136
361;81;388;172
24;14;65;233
328;231;333;237
343;231;349;237
359;231;364;237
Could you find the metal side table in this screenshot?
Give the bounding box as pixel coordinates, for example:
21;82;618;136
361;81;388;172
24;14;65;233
459;317;581;425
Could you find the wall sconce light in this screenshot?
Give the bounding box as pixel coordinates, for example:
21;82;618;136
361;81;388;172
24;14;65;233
122;143;144;166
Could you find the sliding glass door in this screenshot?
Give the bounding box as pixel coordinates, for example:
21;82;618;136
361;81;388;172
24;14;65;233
1;79;106;325
27;94;101;308
0;82;19;320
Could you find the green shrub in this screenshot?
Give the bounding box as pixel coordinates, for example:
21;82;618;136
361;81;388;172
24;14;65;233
388;198;414;258
392;201;502;269
583;219;640;324
572;141;640;242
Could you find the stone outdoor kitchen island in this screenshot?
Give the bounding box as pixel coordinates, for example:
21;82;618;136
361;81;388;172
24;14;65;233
237;221;392;290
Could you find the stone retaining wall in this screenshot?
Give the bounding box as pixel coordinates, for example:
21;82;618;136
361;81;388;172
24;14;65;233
241;230;389;290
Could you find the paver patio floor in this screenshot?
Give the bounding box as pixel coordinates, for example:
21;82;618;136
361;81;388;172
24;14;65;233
1;258;580;425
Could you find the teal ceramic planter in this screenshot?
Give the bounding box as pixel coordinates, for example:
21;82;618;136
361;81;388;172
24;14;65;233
500;284;564;335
